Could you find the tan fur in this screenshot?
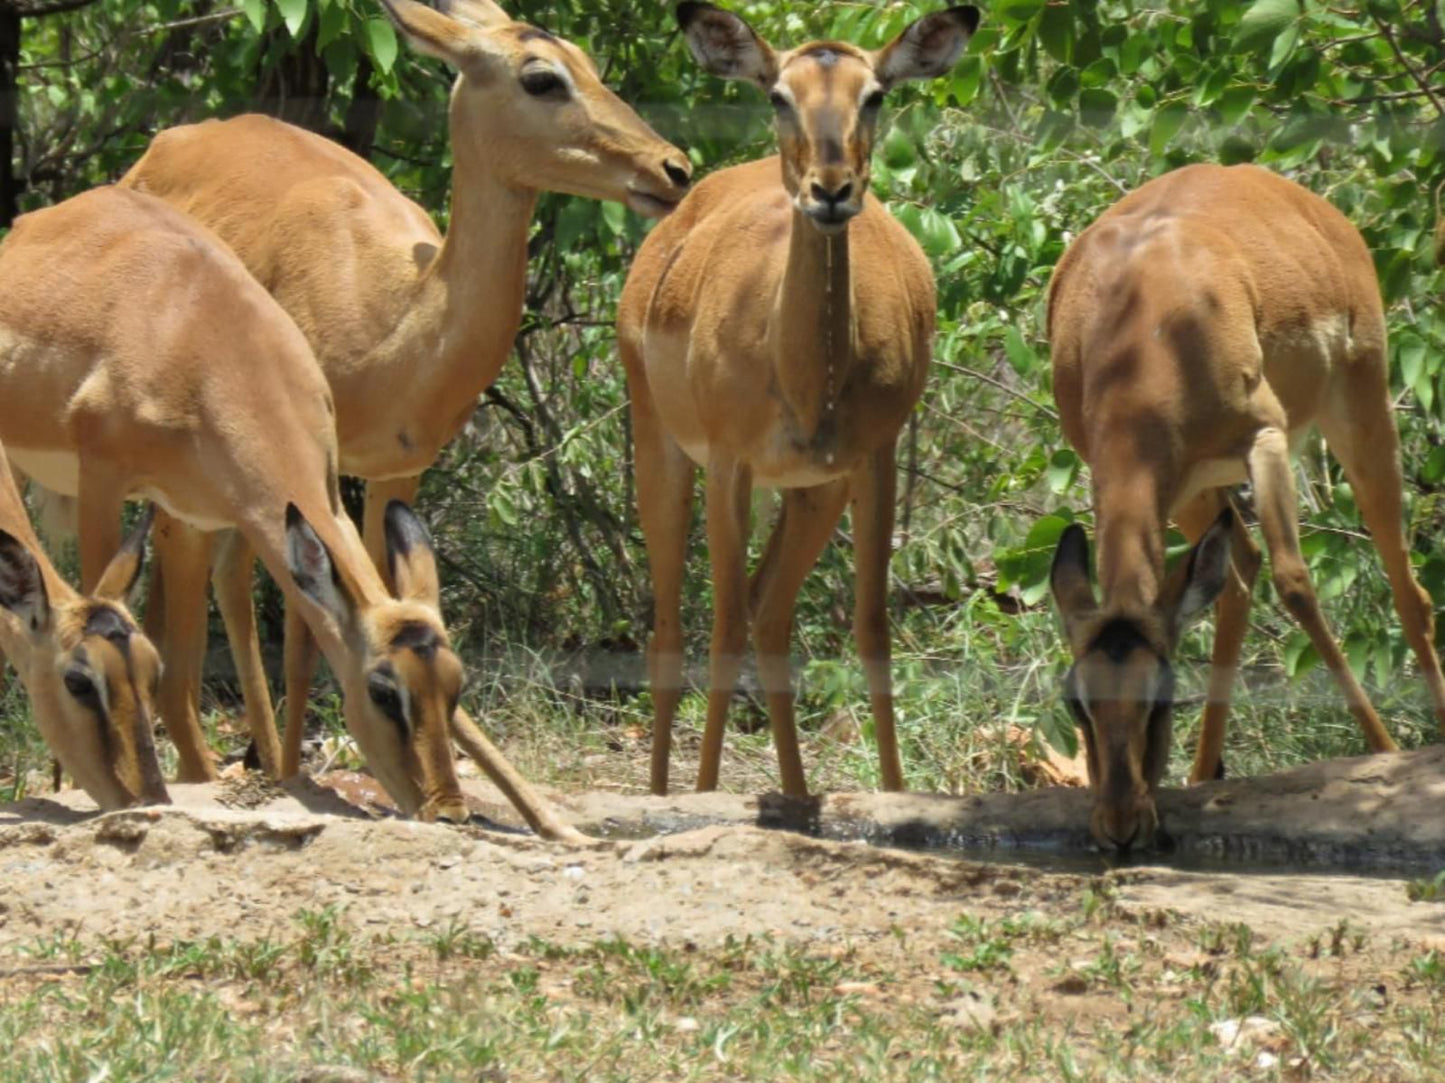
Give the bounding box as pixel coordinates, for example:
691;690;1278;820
1049;163;1445;848
116;0;684;843
0;186;467;822
0;439;167;810
619;5;976;796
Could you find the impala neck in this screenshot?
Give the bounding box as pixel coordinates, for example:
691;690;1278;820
774;211;854;441
1092;465;1168;616
393;124;538;431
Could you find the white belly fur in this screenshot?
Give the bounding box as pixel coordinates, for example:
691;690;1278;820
7;448;232;533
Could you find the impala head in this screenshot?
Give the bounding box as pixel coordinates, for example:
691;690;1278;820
677;2;977;234
0;506;168;811
286;500;467;824
380;0;692;216
1050;510;1232;853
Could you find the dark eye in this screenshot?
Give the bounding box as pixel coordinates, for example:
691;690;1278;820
520;69;566;98
64;668;98;703
862;90;886;113
368;674;406;728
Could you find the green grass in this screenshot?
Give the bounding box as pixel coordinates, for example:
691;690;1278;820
1;897;1440;1081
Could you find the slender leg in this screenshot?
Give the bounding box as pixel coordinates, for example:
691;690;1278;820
362;475;423;586
450;708;588;844
851;444;906;791
212;531;283;777
696;457;752;792
1247;425;1396;751
152;516;219;781
1175;491;1263;784
751;481;849;797
76;461;123;593
1319;347;1445;732
630;409;695;796
280;602;319;778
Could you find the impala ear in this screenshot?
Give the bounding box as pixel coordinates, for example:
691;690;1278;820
1050;522;1097;638
438;0;511;30
384;501;442;610
0;528;50;635
1162;508;1233;636
380;0;506;75
874;6;979;88
92;503;154;603
285;503;358;632
676;2;779;90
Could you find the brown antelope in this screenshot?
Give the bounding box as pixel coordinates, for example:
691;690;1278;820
1048;163;1445;851
0;184;472;823
119;0;688;840
0;445;168;810
617;3;978;796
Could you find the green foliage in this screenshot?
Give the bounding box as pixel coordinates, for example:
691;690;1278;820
4;0;1444;778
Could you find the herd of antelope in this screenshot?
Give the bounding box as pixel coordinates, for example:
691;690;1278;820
0;0;1439;855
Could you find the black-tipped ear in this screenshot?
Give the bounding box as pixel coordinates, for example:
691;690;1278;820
285;503;356;629
1050;522;1097;628
677;1;779;89
874;6;979;88
93;503;154;602
0;528;50;634
385;500;441;609
1171;507;1233;630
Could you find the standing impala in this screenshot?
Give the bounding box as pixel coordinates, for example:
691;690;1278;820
0;445;168;811
120;0;688;840
618;3;978;795
0;185;472;823
1048;163;1445;852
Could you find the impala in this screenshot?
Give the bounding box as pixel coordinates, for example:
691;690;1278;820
1048;163;1445;851
0;446;168;810
618;3;978;795
0;185;471;823
120;0;688;840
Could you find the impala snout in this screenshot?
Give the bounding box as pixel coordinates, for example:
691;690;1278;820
800;171;862;231
1090;785;1159;853
627;153;692;218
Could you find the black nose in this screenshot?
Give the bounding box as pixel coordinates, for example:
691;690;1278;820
664;158;691;189
810;180;853;206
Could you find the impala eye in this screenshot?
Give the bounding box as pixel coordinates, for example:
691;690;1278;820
520;68;566;98
64;667;98;703
368;673;406;730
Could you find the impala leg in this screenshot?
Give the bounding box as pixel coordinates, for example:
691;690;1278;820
632;400;695;796
362;475;422;586
153;516;219;781
852;444;906;791
1248;425;1396;752
280;601;319;778
1319;352;1445;733
76;464;123;593
212;530;282;777
751;481;849;798
450;708;589;844
697;457;752;792
1176;491;1262;784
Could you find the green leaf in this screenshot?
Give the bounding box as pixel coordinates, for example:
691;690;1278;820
1078;88;1117;128
1003;325;1038;377
276;0;307;38
601;199;625;236
1037;3;1073;63
1149;101;1189;155
1045;449;1081;495
317;0;348;51
365;16;399;75
1235;0;1300;53
242;0;266;32
1216;85;1256;126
